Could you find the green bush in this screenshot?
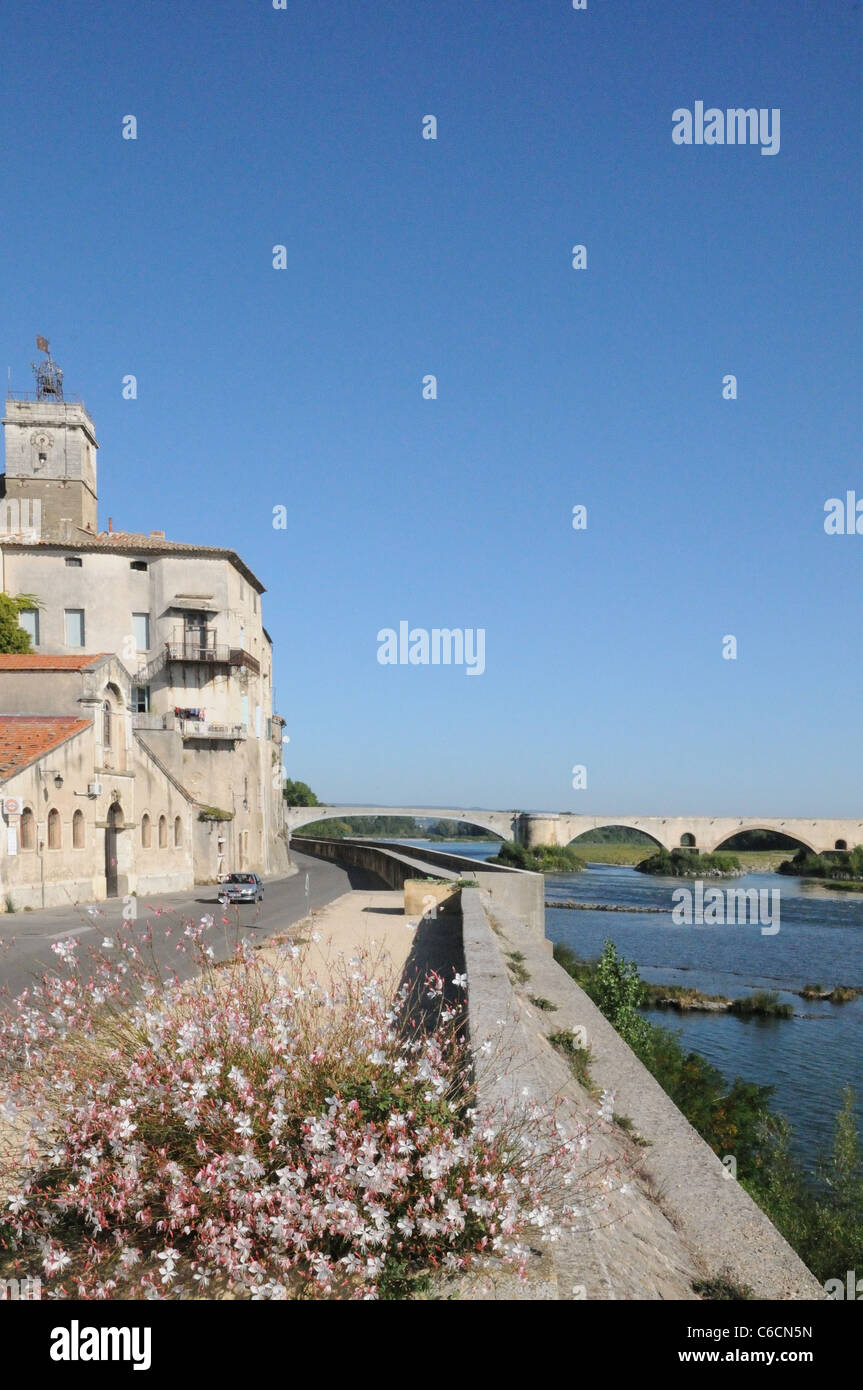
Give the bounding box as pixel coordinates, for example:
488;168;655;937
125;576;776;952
491;841;586;873
635;848;741;876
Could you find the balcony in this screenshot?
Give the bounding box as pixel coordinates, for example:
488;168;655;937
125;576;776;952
132;713;171;732
166;641;231;665
132;711;248;741
135;632;262;684
179;718;246;742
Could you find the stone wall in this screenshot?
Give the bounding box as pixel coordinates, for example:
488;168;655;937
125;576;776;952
461;889;824;1300
291;836;545;932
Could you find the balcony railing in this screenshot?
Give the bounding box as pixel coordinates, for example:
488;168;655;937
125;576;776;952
179;719;246;741
135;641;262;683
6;390;86;405
132;712;171;731
167;641;231;664
228;648;260;675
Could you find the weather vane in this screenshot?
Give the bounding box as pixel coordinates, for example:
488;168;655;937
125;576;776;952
32;335;63;401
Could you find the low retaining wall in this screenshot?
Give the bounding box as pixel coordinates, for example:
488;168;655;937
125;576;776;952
462;888;824;1301
291;836;545;934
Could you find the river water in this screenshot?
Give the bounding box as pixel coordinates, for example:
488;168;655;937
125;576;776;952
404;840;863;1172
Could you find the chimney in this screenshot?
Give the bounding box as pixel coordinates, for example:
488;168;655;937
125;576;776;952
108;517;113;532
150;529;165;539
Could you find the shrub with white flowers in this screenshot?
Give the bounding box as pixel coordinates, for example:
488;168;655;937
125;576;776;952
0;918;600;1299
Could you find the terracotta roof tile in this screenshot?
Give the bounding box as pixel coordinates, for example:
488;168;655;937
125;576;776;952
0;654;107;671
0;716;91;782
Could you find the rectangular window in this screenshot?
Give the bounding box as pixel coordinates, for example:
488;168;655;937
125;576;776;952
65;609;85;647
130;560;148;572
19;609;39;645
132;612;150;651
131;685;150;714
65;556;82;568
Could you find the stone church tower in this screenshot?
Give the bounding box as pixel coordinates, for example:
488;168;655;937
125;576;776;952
0;340;99;542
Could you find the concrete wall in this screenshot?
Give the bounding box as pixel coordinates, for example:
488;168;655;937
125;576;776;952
291;836;545;934
349;838;545;934
461;889;824;1301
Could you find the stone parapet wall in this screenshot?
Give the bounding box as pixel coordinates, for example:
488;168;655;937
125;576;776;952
461;889;824;1301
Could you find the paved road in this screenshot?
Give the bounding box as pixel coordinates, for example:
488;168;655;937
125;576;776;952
0;850;385;1004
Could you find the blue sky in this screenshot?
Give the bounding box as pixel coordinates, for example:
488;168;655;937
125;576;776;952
2;0;860;815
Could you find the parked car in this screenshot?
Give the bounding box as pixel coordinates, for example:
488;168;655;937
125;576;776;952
219;872;264;905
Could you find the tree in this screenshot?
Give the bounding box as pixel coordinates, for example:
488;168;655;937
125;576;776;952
282;779;319;807
0;593;39;654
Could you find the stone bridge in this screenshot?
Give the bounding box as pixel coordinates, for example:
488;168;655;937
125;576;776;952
284;805;863;855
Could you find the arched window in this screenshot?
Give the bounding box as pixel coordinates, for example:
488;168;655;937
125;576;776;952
158;814;167;848
141;813;151;848
174;816;182;848
47;808;61;849
103;700;112;748
20;806;35;851
835;839;848;851
72;809;85;849
680;833;696;848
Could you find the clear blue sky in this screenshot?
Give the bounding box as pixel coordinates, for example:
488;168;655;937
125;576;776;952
2;1;860;816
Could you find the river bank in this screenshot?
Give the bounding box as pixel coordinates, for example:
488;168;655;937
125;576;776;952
404;841;863;1174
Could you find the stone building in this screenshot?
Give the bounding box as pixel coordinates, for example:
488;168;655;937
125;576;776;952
0;346;289;907
0;655;196;908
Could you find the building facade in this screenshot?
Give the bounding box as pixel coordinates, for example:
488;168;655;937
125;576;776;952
0;349;289;907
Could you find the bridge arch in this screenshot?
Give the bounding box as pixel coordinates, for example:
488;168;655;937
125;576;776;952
707;825;818;855
563;823;665;851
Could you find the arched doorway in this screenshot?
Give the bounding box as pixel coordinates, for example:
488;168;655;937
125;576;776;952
105;801;124;897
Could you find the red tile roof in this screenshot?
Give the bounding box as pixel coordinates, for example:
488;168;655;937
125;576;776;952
0;716;91;782
0;654;107;671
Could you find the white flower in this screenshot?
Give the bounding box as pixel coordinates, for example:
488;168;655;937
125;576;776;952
452;972;467;989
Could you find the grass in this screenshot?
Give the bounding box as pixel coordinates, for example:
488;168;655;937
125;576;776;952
566;842;658;866
3;895;15;914
505;950;530;985
547;1029;598;1097
800;983;858;1004
613;1113;649;1146
693;1277;754;1301
528;996;558;1012
642;983;732;1011
728;991;793;1019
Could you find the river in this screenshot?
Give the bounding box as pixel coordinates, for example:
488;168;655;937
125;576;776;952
404;839;863;1173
